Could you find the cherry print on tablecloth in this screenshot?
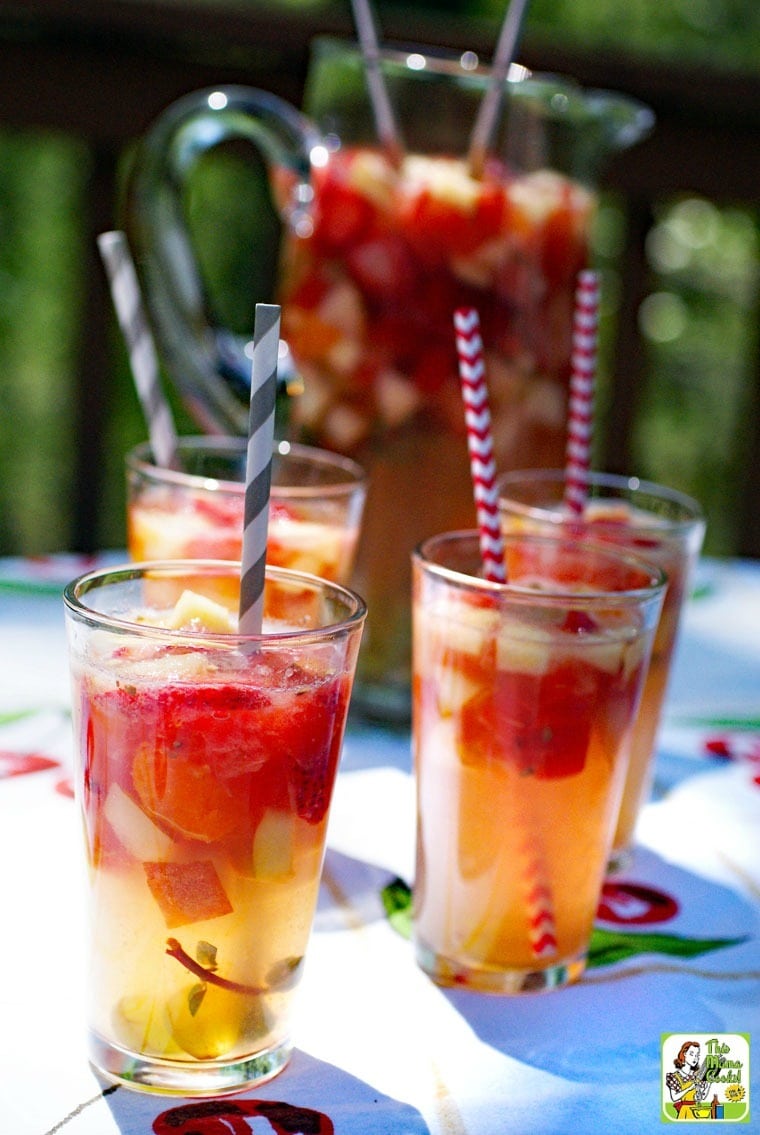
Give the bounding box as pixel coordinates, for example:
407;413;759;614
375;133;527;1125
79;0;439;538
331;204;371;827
597;881;679;925
0;750;60;778
152;1099;334;1134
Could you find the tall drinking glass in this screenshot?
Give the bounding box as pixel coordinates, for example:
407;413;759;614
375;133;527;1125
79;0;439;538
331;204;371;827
64;561;365;1094
126;436;366;585
498;470;705;870
413;530;665;992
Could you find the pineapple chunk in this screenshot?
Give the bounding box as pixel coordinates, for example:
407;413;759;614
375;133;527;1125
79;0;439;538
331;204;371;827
252;808;297;880
349;149;398;210
577;639;626;675
402;155;481;213
166;589;237;633
496;620;553;676
103;783;174;861
435;665;480;717
113;993;179;1056
424;598;499;658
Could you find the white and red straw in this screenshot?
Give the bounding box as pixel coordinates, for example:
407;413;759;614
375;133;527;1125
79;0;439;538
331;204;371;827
518;831;559;960
455;306;557;961
563;269;600;516
238;303;280;636
454;307;507;583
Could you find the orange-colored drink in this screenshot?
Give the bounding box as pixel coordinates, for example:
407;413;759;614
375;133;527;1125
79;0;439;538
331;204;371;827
64;562;365;1094
412;531;665;992
498;470;705;869
126;437;366;584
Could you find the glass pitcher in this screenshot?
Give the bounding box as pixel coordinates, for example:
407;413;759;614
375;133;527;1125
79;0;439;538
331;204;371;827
125;36;654;723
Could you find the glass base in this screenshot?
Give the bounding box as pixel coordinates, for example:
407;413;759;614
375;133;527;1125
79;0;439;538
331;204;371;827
89;1031;292;1096
415;940;587;994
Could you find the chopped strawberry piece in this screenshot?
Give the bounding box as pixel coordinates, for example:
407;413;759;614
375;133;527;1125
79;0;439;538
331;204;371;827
286;267;332;311
288;677;348;823
459;663;595;779
402;181;504;262
412;345;456;395
540;201;587;290
313;175;375;252
192;496;243;526
143;860;233;928
345;234;417;301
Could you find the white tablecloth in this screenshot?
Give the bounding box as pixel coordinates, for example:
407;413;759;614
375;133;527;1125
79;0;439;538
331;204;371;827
1;554;758;1134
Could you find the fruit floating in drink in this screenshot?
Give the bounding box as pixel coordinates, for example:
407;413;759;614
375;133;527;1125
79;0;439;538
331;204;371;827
412;532;665;992
275;147;595;715
497;470;705;870
125;40;655;720
64;562;365;1094
126;437;366;584
279;150;593;454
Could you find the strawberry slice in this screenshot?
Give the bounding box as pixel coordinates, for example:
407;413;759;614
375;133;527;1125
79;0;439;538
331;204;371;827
287;677;348;823
313;174;375;252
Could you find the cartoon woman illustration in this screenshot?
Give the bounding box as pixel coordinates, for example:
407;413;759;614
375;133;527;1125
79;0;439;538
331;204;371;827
666;1041;709;1118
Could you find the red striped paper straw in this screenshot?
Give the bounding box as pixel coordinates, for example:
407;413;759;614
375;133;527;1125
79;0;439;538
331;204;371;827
454;307;507;583
517;830;559;960
238;303;280;635
97;231;178;471
455;307;557;961
564;269;600;515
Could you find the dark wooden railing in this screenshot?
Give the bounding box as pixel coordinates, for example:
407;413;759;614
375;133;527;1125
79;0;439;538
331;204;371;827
2;0;759;553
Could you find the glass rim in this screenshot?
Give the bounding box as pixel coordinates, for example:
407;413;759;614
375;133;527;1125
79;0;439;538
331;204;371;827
414;529;667;606
312;34;655;124
497;468;705;529
126;436;367;499
63;559;367;644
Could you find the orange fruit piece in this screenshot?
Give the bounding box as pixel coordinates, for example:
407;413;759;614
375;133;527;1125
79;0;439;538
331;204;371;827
131;742;241;843
143;859;233;928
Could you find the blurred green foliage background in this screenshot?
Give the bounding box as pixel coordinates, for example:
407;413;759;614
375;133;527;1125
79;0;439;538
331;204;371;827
0;0;757;557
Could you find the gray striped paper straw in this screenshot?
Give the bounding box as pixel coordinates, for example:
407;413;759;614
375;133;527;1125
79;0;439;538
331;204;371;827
238;303;281;635
97;230;178;470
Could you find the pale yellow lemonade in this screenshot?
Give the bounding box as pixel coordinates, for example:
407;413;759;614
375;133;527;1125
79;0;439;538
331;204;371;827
412;534;665;991
66;570;363;1091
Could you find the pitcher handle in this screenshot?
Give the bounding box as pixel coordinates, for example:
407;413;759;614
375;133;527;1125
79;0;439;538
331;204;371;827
124;85;321;435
